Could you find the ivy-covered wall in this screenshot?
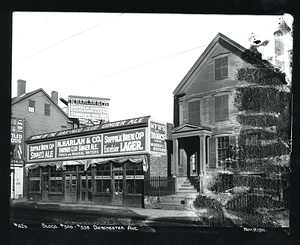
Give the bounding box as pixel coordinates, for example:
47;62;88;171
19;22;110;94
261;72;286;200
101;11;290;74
235;67;291;170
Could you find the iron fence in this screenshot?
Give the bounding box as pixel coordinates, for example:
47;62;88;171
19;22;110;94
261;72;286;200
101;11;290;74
144;176;175;196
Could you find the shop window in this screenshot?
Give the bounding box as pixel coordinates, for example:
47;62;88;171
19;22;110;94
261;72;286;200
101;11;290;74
29;169;40;192
29;100;35;113
215;95;229;121
95;164;111;193
188;100;201;125
217;136;229;167
44;103;50;116
215;56;228;81
125;162;143;194
49;167;62;193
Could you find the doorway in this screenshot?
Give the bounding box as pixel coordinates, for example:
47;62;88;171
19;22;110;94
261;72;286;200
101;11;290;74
42;173;49;201
65;173;77;203
80;173;92;204
112;170;123;205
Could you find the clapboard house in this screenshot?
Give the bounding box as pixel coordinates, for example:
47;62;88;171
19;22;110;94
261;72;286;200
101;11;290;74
171;32;290;193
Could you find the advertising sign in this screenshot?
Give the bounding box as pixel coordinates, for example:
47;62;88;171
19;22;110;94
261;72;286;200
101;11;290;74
29;142;55;160
150;121;166;153
57;135;101;158
11;118;24;164
103;129;146;154
68;95;110;121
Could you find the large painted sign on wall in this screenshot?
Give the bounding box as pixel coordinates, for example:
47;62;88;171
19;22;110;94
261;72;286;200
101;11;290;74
68;95;110;121
150;121;166;154
57;135;101;158
103;129;146;154
29;142;55;160
11;118;24;164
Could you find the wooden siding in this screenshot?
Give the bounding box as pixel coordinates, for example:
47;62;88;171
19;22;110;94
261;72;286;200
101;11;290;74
11;91;72;139
185;43;255;97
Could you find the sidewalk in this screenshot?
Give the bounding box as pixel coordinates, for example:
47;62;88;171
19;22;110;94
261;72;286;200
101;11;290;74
10;198;199;222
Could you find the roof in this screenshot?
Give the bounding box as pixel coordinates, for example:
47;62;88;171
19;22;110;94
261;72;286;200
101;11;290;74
172;123;212;134
11;88;69;119
173;32;273;95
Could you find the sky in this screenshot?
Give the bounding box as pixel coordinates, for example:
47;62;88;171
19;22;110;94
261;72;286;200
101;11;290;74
11;12;291;123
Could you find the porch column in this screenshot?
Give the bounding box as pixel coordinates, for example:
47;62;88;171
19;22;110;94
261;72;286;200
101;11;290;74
199;135;206;176
172;138;179;176
199;135;206;193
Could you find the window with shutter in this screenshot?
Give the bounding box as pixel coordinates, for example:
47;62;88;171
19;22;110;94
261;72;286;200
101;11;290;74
188;100;201;125
215;95;229;121
215;56;228;81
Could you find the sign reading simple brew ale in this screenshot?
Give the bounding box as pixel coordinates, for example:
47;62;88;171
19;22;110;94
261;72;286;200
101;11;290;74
150;121;166;153
29;142;55;160
68;95;110;121
103;129;146;154
57;135;102;158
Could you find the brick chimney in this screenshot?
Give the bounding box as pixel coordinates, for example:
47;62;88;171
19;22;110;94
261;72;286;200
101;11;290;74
51;91;59;104
17;79;26;97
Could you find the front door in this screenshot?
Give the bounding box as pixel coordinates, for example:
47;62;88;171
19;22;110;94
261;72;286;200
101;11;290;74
190;153;198;176
42;173;49;201
113;171;123;205
65;173;77;203
80;174;92;204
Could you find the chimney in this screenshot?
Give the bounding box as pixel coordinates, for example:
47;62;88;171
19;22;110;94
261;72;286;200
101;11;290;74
17;79;26;97
51;91;59;105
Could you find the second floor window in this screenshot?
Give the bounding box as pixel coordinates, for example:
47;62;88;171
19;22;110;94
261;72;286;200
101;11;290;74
188;100;200;125
45;104;50;116
215;95;229;121
29;100;35;113
215;56;228;81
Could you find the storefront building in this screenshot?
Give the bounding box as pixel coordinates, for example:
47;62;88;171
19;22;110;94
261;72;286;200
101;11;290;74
25;116;172;207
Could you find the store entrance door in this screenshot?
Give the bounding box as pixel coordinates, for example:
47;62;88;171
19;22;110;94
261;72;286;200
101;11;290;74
113;171;123;205
80;174;92;204
65;173;77;203
42;173;49;201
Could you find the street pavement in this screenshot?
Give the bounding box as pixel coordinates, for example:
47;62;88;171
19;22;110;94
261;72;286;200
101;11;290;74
10;198;199;223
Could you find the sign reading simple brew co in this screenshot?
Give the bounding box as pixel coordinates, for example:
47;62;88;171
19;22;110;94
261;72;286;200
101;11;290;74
29;142;55;160
150;121;166;153
103;129;146;154
57;135;101;158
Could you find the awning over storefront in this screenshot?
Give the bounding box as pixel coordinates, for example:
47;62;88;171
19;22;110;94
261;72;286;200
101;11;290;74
26;155;149;172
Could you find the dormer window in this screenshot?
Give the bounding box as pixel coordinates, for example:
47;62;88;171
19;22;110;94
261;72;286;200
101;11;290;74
29;100;35;113
215;56;228;81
